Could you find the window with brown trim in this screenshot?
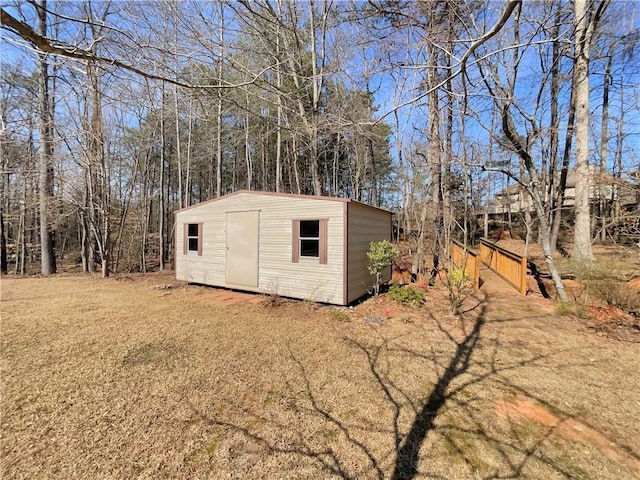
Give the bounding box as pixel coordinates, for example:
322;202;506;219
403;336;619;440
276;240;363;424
184;223;203;256
300;220;320;257
292;219;327;264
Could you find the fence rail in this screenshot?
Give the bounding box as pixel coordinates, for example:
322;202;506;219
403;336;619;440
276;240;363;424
479;237;527;295
450;240;480;290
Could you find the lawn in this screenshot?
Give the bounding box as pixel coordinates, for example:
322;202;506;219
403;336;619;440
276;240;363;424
1;272;639;479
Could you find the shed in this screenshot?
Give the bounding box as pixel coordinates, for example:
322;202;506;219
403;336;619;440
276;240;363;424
174;190;393;305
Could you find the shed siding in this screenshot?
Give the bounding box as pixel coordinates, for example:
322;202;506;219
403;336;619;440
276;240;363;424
176;211;226;287
176;192;345;304
346;203;392;303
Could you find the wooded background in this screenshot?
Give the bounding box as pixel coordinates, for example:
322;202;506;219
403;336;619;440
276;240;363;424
1;1;638;298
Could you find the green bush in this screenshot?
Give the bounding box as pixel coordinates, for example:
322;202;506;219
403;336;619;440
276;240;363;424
388;284;425;307
367;240;398;296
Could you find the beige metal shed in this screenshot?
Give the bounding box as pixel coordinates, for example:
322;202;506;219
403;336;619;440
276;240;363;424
175;190;393;305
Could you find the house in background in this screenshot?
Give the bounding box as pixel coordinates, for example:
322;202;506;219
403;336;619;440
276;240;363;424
174;190;393;305
487;168;639;217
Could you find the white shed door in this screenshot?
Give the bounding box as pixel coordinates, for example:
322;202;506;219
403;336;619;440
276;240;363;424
225;211;259;287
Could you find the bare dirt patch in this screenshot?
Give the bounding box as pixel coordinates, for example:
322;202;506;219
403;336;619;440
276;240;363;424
496;394;640;477
1;272;639;479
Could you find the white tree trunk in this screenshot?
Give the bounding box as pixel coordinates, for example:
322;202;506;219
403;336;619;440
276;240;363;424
572;0;595;260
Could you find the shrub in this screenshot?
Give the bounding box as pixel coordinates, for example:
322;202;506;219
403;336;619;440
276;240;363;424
388;284;425;307
449;267;472;289
588;279;640;314
367;240;398;296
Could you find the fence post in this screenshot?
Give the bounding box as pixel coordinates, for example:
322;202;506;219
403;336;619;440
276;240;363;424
474;255;480;291
520;256;527;295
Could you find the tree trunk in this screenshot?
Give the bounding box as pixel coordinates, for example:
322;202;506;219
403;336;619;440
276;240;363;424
308;0;327;196
0;210;7;275
174;84;183;210
0;141;7;275
89;60;110;277
275;14;283;193
245;89;253;189
16;186;26;275
550;83;576;252
547;10;561;250
83;168;95;273
185;98;193;207
159;117;166;272
572;0;607;260
428;63;442;279
613;83;625;241
598;49;613;242
37;0;56;275
411;200;429;283
215;3;224;197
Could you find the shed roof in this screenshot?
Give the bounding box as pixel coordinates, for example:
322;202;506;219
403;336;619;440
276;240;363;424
174;190;394;215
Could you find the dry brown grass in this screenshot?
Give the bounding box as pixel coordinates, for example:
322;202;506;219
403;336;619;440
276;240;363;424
1;272;639;479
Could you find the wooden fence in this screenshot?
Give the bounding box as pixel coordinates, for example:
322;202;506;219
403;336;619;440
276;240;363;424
450;239;480;290
479;238;527;295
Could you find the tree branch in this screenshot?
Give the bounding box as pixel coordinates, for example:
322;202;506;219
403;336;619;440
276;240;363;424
1;7;272;90
459;0;522;74
374;0;522;123
501;104;534;172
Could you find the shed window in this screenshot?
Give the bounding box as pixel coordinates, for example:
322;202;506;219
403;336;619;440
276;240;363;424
292;219;327;264
184;223;203;256
300;220;320;257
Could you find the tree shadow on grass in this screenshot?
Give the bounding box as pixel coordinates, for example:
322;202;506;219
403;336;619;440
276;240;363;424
186;397;358;478
183;292;634;478
389;305;485;480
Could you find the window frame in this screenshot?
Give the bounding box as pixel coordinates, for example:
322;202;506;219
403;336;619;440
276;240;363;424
292;218;327;264
299;220;320;258
183;223;203;256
